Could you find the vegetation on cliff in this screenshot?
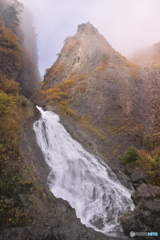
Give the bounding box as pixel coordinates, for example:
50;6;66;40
0;6;109;239
0;78;33;228
120;146;160;186
0;0;40;98
41;22;160;188
0;0;40;230
0;18;24;76
41;75;109;143
0;0;56;232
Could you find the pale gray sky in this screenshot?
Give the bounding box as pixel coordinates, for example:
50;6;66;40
20;0;160;77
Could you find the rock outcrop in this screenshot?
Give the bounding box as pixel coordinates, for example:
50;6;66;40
121;183;160;239
42;22;160;162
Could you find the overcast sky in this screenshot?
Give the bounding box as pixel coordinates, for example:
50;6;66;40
20;0;160;77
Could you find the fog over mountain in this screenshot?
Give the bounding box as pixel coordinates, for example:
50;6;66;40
20;0;160;76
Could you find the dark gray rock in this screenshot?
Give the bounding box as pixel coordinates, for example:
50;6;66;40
121;184;160;239
90;218;105;230
130;168;146;188
131;183;160;205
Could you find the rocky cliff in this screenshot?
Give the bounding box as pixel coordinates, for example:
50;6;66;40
42;23;160;161
0;0;41;97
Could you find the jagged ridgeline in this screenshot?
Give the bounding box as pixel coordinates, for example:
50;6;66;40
42;22;160;158
0;0;41;97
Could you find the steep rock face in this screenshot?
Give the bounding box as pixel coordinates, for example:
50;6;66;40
45;23;128;88
45;23;136;113
43;23;160;160
17;5;41;97
128;43;160;134
44;23;133;121
0;0;40;97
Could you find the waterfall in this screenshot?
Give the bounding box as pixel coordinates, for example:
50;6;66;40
33;106;133;236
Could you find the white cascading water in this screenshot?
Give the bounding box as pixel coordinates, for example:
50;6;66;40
33;106;133;236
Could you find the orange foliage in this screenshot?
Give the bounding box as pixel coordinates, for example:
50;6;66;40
0;79;21;94
0;20;24;73
42;79;75;103
0;24;20;50
45;62;65;77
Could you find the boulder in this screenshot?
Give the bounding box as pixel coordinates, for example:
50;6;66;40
131;183;160;205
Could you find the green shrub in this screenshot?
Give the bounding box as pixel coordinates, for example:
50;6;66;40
120;146;139;164
137;151;160;186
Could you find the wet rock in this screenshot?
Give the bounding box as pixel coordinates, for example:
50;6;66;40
90;218;105;230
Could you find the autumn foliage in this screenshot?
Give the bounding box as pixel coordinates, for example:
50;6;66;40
120;146;160;186
42;79;75;102
0;20;25;76
0;79;20;94
0;78;29;227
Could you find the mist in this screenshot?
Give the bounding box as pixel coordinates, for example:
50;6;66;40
20;0;160;76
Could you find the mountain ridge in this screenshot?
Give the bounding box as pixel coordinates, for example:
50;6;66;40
128;41;160;67
42;23;151;158
43;22;160;136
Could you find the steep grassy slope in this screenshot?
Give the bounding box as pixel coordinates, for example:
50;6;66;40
0;79;34;228
0;0;40;228
0;0;50;233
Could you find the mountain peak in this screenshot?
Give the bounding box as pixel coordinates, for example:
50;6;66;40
77;22;98;34
42;22;160;167
44;22;126;88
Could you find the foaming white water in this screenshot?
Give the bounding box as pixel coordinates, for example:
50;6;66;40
33;106;133;235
